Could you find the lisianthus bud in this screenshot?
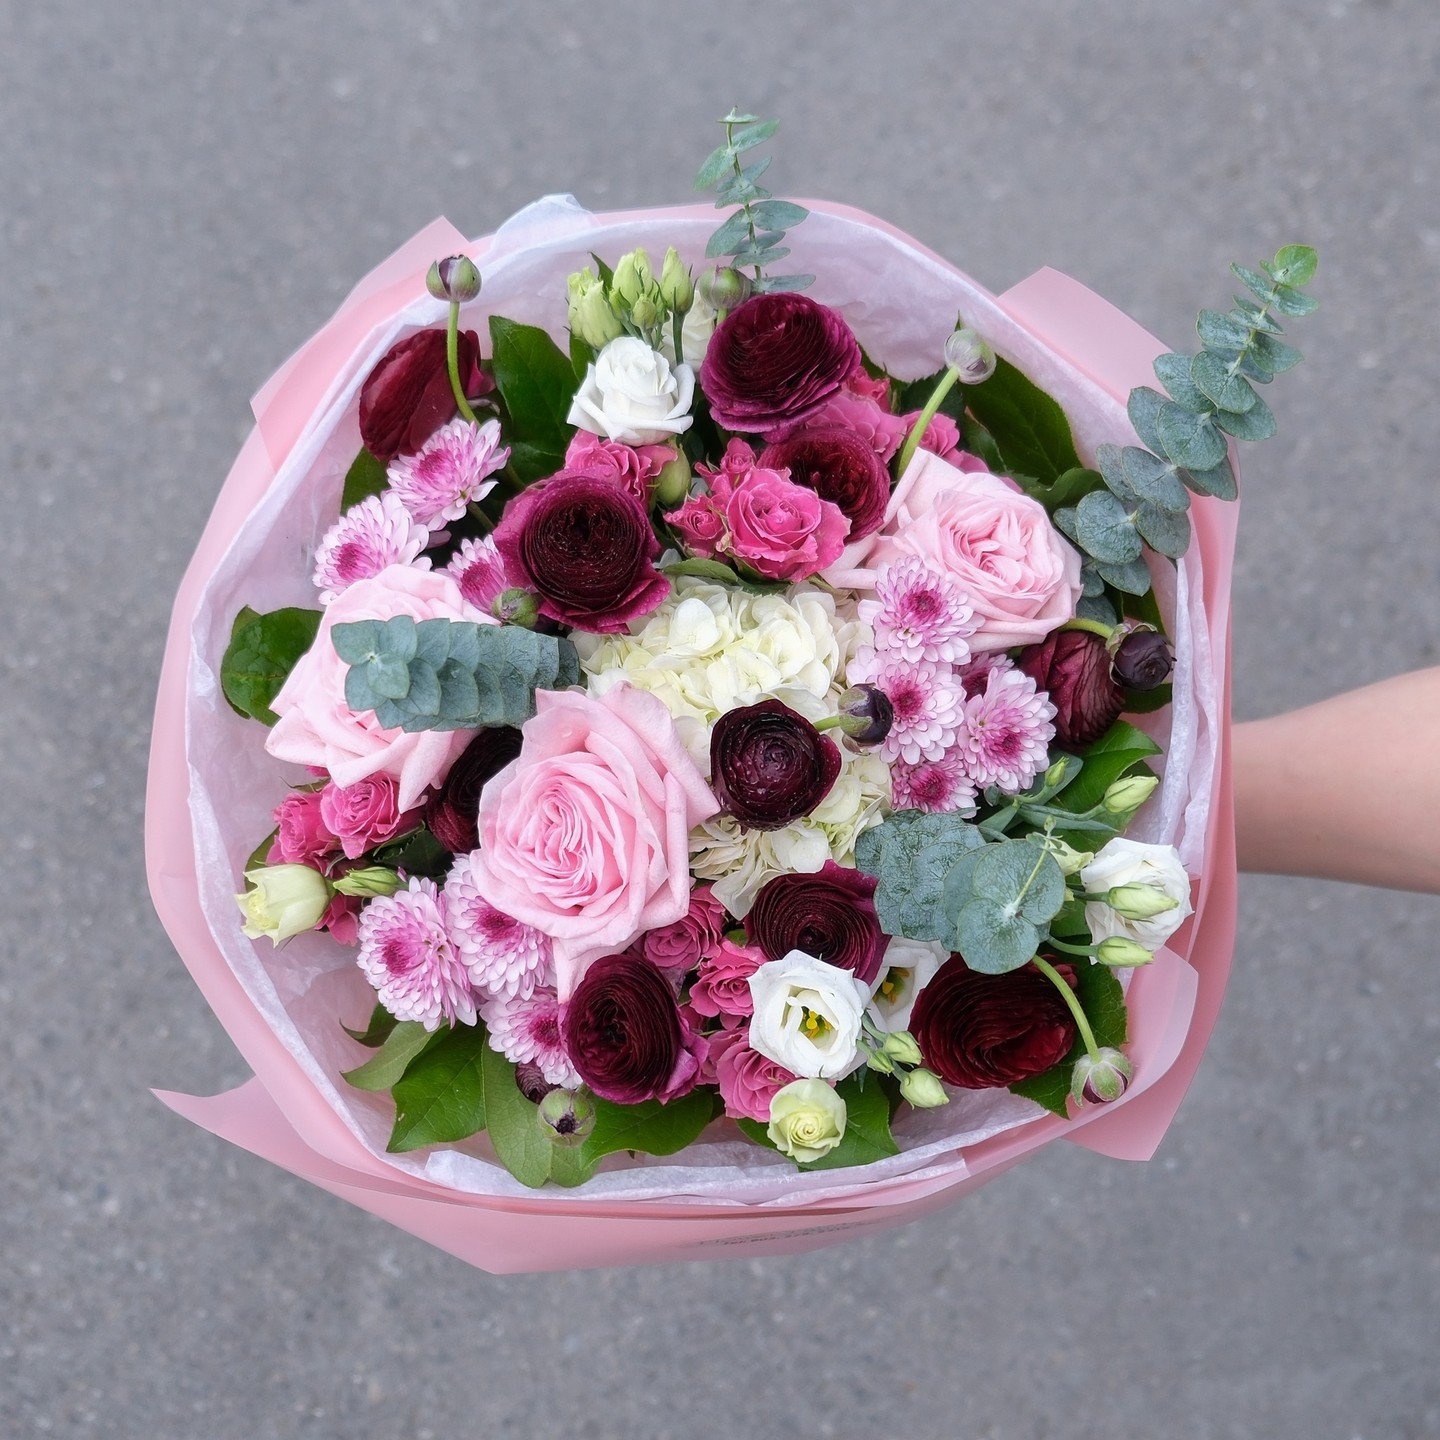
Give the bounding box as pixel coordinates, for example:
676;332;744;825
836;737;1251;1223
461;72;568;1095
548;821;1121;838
943;326;997;385
611;248;654;308
836;684;895;746
568;269;625;349
235;864;332;944
1044;835;1094;876
658;247;694;311
1096;936;1154;967
492;587;541;628
698;265;752;311
1105;882;1180;921
900;1068;950;1108
630;293;662;332
1102;774;1159;814
1112;627;1175;691
537;1087;596;1146
1070;1047;1133;1106
881;1030;923;1066
653;451;692;509
426;254;482;304
331;866;404;898
865;1048;896;1075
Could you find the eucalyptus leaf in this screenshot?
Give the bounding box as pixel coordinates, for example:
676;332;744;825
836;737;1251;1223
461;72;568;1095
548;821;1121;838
694;143;735;190
1179;455;1238;501
1267;283;1319;318
729;117;780;151
705;209;755;258
1153;352;1212;413
1126;387;1169;455
1156;403;1227;471
1197;308;1255;352
1190;351;1257;413
1116;445;1189;512
1270;244;1318;286
1092;556;1153;596
1134;501;1192;559
1074;488;1143;565
854;811;985;943
746;199;809;231
951;899;1042;974
1214;391;1277;440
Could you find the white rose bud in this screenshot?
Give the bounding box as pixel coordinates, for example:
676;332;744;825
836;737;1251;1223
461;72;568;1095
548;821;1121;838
747;950;870;1080
567;336;695;445
1081;837;1194;952
235;864;331;944
899;1067;950;1109
767;1078;847;1163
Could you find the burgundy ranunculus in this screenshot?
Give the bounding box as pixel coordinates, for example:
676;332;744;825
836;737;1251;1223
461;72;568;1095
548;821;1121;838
710;700;841;830
700;293;861;435
492;469;669;633
357;329;491;462
1016;629;1124;749
422;725;523;853
745;861;887;985
562;953;701;1104
910;956;1078;1088
759;425;890;542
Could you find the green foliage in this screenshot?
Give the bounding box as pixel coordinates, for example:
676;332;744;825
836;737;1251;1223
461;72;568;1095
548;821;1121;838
340;447;388;510
548;1090;716;1189
737;1072;899;1171
961;356;1083;488
386;1024;489;1153
1051;720;1162;816
479;1038;554;1187
343;1021;435;1091
220;605;322;725
487;316;576;483
854;810;986;944
1010;964;1128;1116
367;825;452;880
341;1003;399;1048
945;838;1068;974
332;615;579;732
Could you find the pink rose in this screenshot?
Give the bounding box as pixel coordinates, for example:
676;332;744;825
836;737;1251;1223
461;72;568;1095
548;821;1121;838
266;564;494;810
319;774;416;859
826;451;1082;652
471;686;719;998
641;885;728;972
710;1026;798;1122
689;938;764;1021
320;891;362;946
268;789;337;865
564;430;674;507
903;411;990;468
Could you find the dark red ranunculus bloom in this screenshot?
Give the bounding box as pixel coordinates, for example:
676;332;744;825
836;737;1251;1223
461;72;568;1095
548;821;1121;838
710;700;841;831
759;425;890;541
357;329;491;461
492;469;669;634
562;953;699;1104
910;956;1078;1088
700;293;861;435
745;861;887;985
1016;628;1124;749
422;725;523;853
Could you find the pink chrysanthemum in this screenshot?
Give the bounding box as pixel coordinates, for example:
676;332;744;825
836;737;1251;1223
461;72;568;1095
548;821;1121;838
481;985;580;1088
959;650;1011;698
444;853;552;1000
891;754;979;815
955;664;1057;794
355;878;476;1031
312;491;430;604
859;556;977;665
387;416;509;526
445;535;510;612
850;650;967;765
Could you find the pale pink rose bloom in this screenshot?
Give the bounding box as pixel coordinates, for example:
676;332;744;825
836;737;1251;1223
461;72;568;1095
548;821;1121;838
266;564;494;810
710;1026;798;1122
825;451;1082;652
564;430;674;506
470;686;719;998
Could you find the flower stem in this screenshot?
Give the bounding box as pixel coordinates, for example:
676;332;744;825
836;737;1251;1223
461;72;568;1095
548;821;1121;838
813;715;845;732
466;501;494;534
1033;953;1100;1060
445;300;478;425
1061;617;1116;640
672;310;686;367
895;365;960;481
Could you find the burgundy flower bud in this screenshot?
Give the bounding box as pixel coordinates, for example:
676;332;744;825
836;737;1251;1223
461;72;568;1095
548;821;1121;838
710;700;842;831
1016;629;1124;749
563;954;702;1105
1112;627;1175;691
514;1062;557;1105
492;469;669;634
759;425;890;541
700;293;861;435
910;957;1079;1089
746;861;888;985
357;329;491;462
836;684;894;747
422;726;523;853
1071;1047;1133;1107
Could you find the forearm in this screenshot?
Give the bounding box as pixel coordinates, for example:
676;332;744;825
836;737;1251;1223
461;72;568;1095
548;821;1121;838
1233;669;1440;893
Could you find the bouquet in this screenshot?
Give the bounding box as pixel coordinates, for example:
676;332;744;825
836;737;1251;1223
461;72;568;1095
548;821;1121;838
150;114;1316;1266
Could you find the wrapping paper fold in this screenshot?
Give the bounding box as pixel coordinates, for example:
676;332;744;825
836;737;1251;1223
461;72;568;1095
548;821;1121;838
147;201;1237;1273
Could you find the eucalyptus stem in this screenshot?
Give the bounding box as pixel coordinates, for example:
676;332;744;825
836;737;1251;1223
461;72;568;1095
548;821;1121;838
895;365;960;478
725;120;764;282
1033;953;1100;1060
445;301;478;425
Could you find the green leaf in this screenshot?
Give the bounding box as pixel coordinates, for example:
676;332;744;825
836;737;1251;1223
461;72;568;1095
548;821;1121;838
1190;352;1257;414
1197;309;1254;352
1126;387;1168;455
970;839;1066;924
854;810;985;943
694;143;735;190
1134;501;1192;559
341;447;389;510
548;1090;715;1188
737;1072;899;1171
368;826;452;879
1074;489;1143;565
478;1038;553;1187
1249;330;1302;374
951;899;1042;974
568;330;595;384
1052;721;1162;815
220;606;322;725
1152;352;1212;414
488;316;576;456
507;438;567;486
729;117;780;152
1213;392;1276;441
1270;244;1318;287
342;1004;399;1048
1180;455;1238;501
343;1021;435;1092
1093;556;1153;596
746;199;808;231
706;209;755;258
386;1024;488;1153
243;826;277;875
1010;964;1127;1116
1018;465;1104;512
963;357;1081;485
1267;283;1319;318
1103;445;1188;513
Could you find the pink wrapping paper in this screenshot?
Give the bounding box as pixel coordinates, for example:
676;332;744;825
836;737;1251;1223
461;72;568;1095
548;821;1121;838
147;203;1238;1272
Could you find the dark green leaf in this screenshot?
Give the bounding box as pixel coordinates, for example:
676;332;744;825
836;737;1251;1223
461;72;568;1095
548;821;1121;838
488;316;576;456
220;607;322;725
479;1038;553;1187
1052;721;1161;815
369;826;452;880
341;448;389;510
568;330;595;384
962;357;1081;485
344;1021;436;1091
549;1090;715;1188
386;1024;489;1153
342;1004;400;1048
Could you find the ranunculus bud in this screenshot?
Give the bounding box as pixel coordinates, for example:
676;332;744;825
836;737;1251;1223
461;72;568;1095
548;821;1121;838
943;326;997;385
1095;936;1154;967
358;329;489;461
746;861;888;985
881;1030;924;1066
537;1087;597;1146
1016;629;1124;750
910;957;1079;1088
653;451;692;510
422;725;524;853
610;248;654;308
899;1067;950;1108
1070;1047;1133;1106
1105;883;1180;921
1102;774;1159;814
759;425;891;541
491;587;541;629
514;1062;557;1105
1112;626;1175;691
710;700;842;830
698;265;752;311
426;254;482;303
658;247;694;311
835;684;895;746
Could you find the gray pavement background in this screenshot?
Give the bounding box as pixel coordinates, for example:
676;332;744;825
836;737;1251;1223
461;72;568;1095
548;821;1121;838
2;3;1438;1437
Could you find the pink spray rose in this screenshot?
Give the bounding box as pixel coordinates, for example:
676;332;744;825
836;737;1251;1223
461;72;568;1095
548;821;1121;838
319;774;416;859
688;938;765;1021
825;451;1083;652
470;686;719;997
640;885;728;972
266;564;495;810
709;1026;798;1122
268;789;337;866
564;430;674;507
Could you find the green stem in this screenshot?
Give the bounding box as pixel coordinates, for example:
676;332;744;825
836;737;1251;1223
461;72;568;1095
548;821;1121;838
726;121;764;282
445;301;478;424
1033;954;1100;1060
813;715;845;732
1061;617;1116;640
1045;935;1099;957
672;309;686;367
466;502;494;535
895;365;960;479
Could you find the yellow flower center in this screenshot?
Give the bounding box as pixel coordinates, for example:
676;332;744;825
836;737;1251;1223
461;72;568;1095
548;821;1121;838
878;967;912;1003
800;1007;831;1039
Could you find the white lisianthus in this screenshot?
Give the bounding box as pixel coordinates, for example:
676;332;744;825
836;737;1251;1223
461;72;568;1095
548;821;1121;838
767;1078;848;1163
235;864;331;944
747;950;870;1080
1081;838;1194;951
567;335;695;445
869;936;947;1030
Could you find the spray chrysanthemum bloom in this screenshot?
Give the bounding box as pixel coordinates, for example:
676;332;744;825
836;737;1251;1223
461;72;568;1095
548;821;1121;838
955;664;1057;794
387;416;509;526
859;556;976;665
445;535;511;612
848;650;966;765
312;491;431;604
890;753;979;815
480;985;581;1089
355;878;475;1030
444;852;552;1000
